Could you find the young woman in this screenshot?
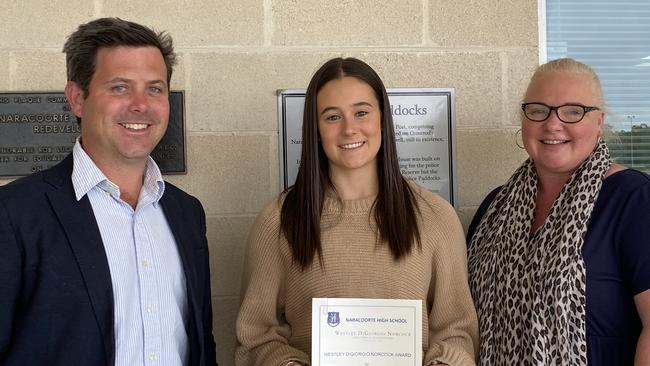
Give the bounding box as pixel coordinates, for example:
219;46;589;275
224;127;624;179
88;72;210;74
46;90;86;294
236;57;478;366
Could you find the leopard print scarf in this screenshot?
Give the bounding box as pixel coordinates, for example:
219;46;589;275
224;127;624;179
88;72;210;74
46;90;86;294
468;138;611;366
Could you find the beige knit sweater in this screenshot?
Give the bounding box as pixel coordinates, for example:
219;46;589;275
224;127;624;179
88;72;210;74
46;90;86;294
235;185;478;366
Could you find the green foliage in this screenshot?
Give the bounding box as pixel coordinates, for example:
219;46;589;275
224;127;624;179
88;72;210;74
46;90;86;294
608;123;650;172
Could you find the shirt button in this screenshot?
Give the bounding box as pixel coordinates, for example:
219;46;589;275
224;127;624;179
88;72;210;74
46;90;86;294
149;353;157;361
141;260;149;268
146;306;155;313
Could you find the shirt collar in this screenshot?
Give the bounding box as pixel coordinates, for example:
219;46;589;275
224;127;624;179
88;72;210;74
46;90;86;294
71;138;166;204
142;158;166;205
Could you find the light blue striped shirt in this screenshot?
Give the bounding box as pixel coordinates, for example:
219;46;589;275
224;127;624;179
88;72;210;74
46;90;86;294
71;139;189;366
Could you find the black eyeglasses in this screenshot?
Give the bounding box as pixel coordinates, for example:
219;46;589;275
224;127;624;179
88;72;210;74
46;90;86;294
521;103;600;124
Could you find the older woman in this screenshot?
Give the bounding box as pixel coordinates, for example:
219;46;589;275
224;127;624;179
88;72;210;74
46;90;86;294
467;58;650;365
236;57;478;366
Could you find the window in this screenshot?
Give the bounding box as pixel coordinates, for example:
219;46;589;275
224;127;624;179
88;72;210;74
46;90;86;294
543;0;650;171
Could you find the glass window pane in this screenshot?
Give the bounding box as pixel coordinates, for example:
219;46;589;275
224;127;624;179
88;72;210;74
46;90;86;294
546;0;650;171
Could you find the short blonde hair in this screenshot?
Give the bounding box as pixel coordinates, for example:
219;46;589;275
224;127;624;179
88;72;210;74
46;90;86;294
526;58;604;108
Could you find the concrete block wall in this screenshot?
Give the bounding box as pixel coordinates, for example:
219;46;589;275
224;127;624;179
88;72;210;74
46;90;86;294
0;1;537;364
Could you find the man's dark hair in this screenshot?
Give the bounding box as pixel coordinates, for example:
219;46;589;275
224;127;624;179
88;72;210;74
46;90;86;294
63;17;177;96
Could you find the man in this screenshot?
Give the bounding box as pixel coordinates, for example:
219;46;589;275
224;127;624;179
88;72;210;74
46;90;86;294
0;18;217;365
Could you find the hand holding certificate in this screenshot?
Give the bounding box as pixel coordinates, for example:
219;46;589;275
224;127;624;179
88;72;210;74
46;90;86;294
312;298;422;366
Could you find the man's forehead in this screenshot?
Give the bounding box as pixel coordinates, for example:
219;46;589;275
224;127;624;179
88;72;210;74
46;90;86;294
95;45;164;59
93;46;166;73
86;46;168;90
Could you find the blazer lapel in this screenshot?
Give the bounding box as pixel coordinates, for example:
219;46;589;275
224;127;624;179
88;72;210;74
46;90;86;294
160;190;203;364
44;155;115;365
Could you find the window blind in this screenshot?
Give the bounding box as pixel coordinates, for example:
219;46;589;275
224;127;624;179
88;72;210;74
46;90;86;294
546;0;650;171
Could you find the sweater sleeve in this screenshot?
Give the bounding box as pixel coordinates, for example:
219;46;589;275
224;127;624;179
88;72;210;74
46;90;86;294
422;195;479;366
235;200;310;366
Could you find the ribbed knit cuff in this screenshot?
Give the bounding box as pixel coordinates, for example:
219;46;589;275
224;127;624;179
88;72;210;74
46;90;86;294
283;359;309;366
425;344;475;366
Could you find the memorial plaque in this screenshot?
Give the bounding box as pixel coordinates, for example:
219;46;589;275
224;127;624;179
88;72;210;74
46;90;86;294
277;88;457;206
0;91;186;177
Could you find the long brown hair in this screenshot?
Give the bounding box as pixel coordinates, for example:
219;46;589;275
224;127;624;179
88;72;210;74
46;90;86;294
280;57;421;269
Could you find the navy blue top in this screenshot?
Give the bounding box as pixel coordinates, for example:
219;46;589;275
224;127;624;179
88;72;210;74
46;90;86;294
467;169;650;365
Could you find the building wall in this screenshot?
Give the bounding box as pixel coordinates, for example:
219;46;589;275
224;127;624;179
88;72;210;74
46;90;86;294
0;1;537;364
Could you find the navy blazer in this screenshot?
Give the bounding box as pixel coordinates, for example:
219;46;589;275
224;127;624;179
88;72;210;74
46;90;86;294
0;154;217;365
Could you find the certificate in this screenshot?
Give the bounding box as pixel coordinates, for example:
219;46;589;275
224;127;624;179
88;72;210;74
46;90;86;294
311;298;422;366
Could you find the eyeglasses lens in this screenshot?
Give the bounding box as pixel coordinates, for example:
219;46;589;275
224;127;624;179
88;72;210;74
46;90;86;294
557;105;585;123
524;104;586;123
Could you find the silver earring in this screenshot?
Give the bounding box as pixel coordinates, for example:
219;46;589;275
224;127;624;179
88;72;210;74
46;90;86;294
515;129;524;149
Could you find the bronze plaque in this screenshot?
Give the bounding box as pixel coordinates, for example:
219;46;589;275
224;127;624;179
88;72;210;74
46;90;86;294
0;91;185;177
